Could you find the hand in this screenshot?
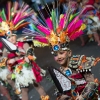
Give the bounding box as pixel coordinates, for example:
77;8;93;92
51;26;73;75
24;56;29;63
17;48;25;56
8;59;16;64
27;55;36;61
75;95;84;100
57;94;70;100
40;68;46;76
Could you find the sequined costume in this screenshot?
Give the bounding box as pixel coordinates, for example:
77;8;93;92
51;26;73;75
6;41;45;92
59;55;100;99
0;0;44;95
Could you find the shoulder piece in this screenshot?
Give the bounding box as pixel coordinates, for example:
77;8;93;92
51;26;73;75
69;55;96;72
69;55;82;69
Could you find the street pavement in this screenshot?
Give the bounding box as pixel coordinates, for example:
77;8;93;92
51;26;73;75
1;37;100;100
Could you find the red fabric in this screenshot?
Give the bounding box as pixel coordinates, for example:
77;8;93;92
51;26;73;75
16;42;24;48
98;84;100;94
75;83;87;94
16;59;24;64
66;84;87;96
8;61;18;72
70;73;83;79
32;61;42;83
86;0;95;5
7;52;17;58
8;42;24;58
0;42;3;49
69;73;87;94
96;12;100;20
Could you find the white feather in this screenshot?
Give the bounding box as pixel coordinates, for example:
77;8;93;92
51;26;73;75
14;66;36;87
0;68;11;81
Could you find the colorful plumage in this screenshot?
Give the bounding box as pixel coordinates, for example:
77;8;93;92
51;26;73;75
0;1;34;36
22;3;94;47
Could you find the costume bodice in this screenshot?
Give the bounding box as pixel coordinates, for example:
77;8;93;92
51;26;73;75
60;54;97;86
60;67;87;86
68;55;96;72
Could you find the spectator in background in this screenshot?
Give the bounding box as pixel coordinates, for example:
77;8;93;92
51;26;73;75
94;0;100;9
94;0;100;20
86;0;95;5
80;0;100;46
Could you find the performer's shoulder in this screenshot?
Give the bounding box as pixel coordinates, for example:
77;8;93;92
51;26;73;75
69;55;86;69
69;54;96;72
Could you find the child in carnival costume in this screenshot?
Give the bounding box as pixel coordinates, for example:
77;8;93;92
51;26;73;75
82;9;100;45
0;1;47;100
0;41;12;100
22;1;100;100
80;0;100;46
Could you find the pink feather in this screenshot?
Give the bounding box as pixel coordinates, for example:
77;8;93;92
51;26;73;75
35;36;48;44
13;11;21;24
0;18;2;22
37;25;50;35
21;5;29;13
46;18;53;30
59;15;66;29
67;18;83;36
70;31;83;40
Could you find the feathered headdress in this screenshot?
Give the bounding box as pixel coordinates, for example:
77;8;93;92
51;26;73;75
0;1;34;38
22;1;94;53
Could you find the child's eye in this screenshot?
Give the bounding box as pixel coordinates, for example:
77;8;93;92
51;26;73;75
59;52;64;54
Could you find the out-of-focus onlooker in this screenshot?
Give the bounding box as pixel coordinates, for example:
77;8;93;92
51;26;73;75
94;0;100;10
80;0;100;46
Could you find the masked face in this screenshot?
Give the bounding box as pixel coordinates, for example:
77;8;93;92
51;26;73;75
8;35;17;44
53;50;71;66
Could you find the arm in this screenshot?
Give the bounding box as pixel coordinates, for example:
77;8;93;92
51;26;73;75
24;43;36;61
79;73;98;99
76;56;99;99
2;48;8;57
24;43;46;76
84;72;94;82
23;42;30;52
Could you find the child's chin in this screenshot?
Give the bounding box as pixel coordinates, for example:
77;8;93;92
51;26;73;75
59;62;65;65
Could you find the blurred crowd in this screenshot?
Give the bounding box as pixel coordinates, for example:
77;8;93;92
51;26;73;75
59;0;100;46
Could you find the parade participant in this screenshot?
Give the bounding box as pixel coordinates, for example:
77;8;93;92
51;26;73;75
0;42;12;100
22;1;100;99
81;0;100;46
84;10;100;46
50;45;100;100
94;0;100;10
0;1;48;100
7;32;47;100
